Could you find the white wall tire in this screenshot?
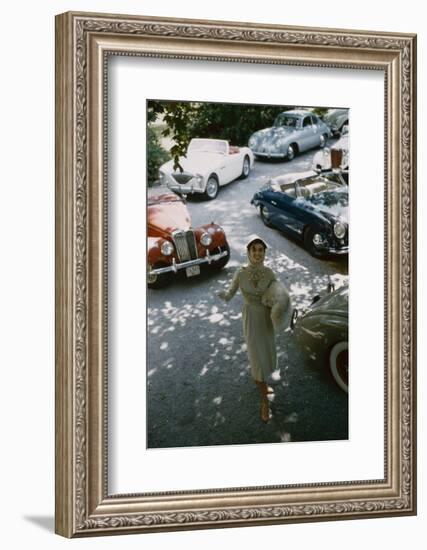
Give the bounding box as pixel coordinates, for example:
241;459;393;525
329;341;348;393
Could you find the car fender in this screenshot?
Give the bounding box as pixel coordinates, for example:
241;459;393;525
147;236;170;266
195;223;228;250
240;146;255;167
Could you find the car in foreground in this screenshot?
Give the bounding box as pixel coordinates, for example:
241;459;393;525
159;138;254;200
292;283;348;392
147;193;230;288
322;108;349;136
312;127;349;184
251;170;348;258
248;109;331;161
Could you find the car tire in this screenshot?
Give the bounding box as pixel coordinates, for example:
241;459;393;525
240;156;251;179
329;341;348;393
260;205;273;227
147;263;173;289
319;134;328;148
286;144;297;161
304;226;328;258
209;243;230;270
204;175;219;200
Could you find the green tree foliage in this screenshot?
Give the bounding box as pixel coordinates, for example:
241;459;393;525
147;126;170;186
148;101;196;171
187;103;292;146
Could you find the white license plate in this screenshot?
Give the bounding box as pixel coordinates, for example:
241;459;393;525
186;265;200;278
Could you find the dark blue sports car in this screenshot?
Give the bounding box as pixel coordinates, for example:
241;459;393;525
251;170;348;258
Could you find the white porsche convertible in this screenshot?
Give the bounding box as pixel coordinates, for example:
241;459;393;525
159;138;254;199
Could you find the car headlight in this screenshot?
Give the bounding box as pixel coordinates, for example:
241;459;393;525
333;220;346;239
160;241;174;256
248;136;256;148
194;174;204;186
159;170;166;184
200;232;213;247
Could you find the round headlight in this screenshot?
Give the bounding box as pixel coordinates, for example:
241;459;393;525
333;221;346;239
194;174;203;186
161;241;174;256
159;171;166;183
248;136;256;148
200;232;213;247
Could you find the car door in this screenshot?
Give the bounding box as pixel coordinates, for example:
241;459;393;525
267;185;300;235
273;184;309;237
298;116;316;151
310;115;322;146
224;149;243;182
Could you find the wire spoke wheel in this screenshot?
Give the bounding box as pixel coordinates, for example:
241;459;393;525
241;156;250;178
205;176;219;199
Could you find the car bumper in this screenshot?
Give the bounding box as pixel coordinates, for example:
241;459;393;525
327;245;348;255
149;248;229;276
252;150;284;158
166;182;205;194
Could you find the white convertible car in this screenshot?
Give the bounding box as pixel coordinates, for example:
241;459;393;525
159;138;254;199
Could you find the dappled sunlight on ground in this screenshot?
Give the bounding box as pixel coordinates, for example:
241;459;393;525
147;258;348;448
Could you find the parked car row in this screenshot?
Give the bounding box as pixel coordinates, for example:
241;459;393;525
159;109;348;200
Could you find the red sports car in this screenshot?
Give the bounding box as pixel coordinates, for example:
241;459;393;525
147;193;230;288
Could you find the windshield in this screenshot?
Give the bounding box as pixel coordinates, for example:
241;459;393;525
297;176;348;206
273;114;299;128
188;139;227;154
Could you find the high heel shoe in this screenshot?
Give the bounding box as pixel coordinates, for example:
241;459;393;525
260;397;271;423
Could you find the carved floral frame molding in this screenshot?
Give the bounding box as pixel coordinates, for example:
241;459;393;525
55;12;416;537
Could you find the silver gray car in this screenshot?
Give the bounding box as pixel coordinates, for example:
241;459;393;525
322;108;349;136
248;109;331;161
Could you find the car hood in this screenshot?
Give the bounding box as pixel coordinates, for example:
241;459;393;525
324;110;347;125
161;152;223;175
148;194;191;234
305;285;348;318
296;188;349;223
251;126;296;141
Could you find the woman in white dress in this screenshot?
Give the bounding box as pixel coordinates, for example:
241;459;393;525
218;236;277;422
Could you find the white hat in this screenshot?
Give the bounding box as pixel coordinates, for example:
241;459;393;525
245;234;268;249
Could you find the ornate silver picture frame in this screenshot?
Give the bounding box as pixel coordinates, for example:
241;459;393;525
55;11;416;537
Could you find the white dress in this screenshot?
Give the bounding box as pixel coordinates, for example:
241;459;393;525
222;265;277;382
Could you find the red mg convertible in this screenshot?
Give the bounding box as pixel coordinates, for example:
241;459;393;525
147;193;230;288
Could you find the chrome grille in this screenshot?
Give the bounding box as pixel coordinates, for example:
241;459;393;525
172;172;193;185
172;230;198;262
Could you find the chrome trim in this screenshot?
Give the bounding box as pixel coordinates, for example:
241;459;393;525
327;245;349;255
148;249;229;276
167;182;203;194
171;229;198;262
252;151;284;158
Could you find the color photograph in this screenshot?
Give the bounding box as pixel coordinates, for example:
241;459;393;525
146;100;349;448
